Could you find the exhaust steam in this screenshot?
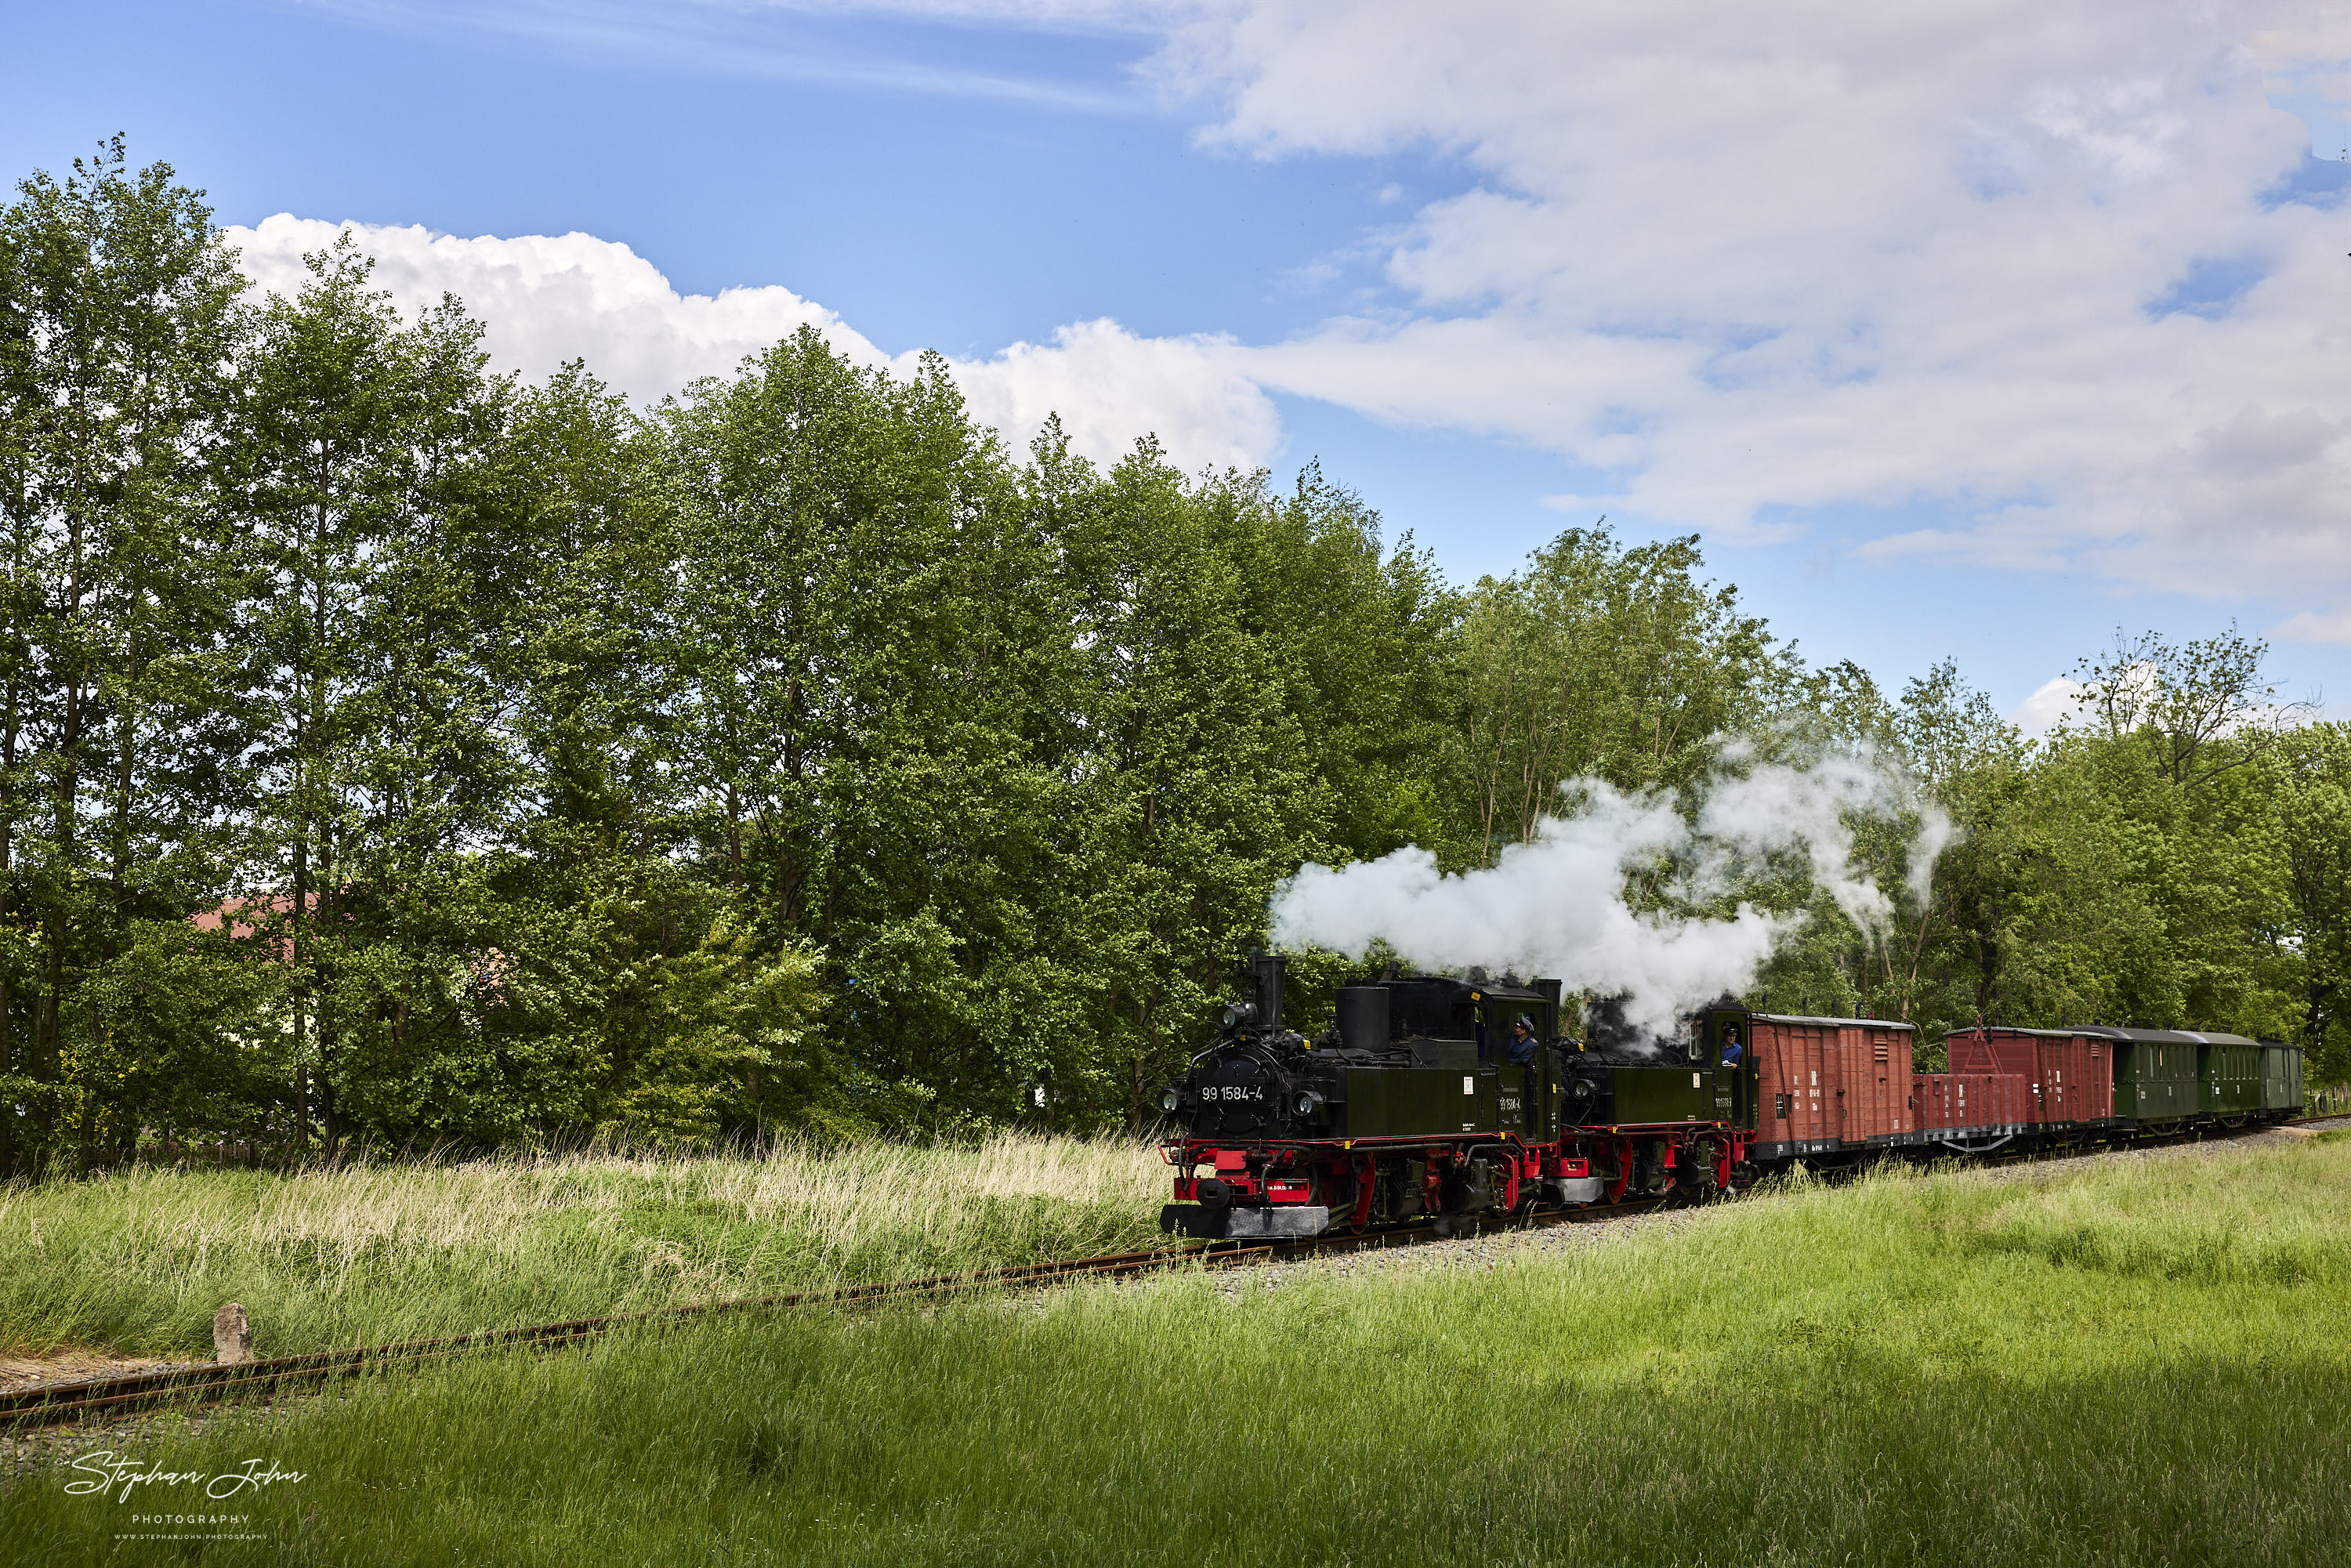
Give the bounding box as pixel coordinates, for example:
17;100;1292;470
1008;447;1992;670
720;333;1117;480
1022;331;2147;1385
1270;748;1952;1037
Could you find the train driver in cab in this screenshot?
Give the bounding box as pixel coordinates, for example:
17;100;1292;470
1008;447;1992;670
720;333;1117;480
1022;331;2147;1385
1506;1013;1539;1067
1719;1024;1744;1067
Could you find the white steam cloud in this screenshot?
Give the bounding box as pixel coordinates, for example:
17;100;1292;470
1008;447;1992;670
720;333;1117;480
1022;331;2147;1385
1270;751;1952;1036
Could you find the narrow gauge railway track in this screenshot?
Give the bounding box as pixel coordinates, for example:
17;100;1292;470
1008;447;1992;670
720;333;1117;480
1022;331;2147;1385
1968;1111;2351;1166
0;1199;1668;1431
13;1116;2342;1432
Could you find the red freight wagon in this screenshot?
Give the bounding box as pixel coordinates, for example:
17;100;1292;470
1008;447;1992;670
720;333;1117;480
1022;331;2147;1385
1750;1013;1916;1159
1978;1071;2028;1132
1835;1019;1915;1143
1912;1071;2029;1145
1912;1074;1957;1134
1944;1027;2114;1126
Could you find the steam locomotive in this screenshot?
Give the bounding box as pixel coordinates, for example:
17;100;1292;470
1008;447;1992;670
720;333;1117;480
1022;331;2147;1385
1156;955;2306;1239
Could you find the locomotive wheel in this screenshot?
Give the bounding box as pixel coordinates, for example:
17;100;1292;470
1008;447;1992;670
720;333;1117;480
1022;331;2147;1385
1349;1156;1378;1230
1605;1138;1635;1204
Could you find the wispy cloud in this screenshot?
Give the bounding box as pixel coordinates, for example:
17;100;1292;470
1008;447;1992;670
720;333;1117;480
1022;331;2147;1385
2272;608;2351;646
280;0;1170;110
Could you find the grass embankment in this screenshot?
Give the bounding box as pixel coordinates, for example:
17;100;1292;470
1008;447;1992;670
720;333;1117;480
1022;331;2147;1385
9;1135;2351;1566
0;1135;1166;1359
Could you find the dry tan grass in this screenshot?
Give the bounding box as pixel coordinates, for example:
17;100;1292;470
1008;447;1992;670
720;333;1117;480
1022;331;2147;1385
4;1132;1160;1256
0;1133;1170;1358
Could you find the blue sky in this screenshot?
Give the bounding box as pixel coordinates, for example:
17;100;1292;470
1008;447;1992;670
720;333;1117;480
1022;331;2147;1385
9;0;2351;722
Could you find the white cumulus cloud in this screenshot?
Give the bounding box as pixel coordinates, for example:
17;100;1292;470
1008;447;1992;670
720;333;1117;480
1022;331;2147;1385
952;317;1279;473
225;214;1281;474
230;214;868;397
2012;676;2090;739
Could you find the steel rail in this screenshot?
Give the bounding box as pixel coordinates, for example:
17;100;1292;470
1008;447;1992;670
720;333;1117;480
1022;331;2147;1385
11;1114;2333;1431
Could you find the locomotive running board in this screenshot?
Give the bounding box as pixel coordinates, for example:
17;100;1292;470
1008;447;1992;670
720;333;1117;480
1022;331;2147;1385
1161;1204;1331;1240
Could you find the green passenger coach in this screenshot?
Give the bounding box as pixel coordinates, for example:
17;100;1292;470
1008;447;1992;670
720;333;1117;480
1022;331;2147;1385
2198;1035;2263;1121
2260;1041;2305;1115
2081;1027;2291;1128
2085;1027;2199;1125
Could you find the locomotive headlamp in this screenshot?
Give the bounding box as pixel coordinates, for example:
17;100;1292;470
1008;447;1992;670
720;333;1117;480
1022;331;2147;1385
1221;1001;1259;1030
1292;1089;1324;1116
1160;1089;1179;1113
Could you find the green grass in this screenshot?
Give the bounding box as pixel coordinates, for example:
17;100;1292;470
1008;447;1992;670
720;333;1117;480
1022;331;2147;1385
0;1135;1167;1359
8;1135;2349;1565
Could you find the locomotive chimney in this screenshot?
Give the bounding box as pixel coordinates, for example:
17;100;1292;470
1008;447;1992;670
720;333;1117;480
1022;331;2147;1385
1249;952;1286;1032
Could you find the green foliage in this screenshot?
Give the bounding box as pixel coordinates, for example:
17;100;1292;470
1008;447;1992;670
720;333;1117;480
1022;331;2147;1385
76;919;282;1150
0;150;1467;1150
1454;525;1793;863
1;140;2338;1159
0;139;250;1171
595;923;839;1143
1858;643;2309;1045
2266;725;2351;1084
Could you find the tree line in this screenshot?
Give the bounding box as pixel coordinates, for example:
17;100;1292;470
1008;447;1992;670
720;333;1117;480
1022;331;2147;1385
4;147;2344;1170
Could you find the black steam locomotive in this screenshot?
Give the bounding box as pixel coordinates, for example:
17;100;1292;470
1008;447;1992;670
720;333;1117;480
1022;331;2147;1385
1159;955;1751;1238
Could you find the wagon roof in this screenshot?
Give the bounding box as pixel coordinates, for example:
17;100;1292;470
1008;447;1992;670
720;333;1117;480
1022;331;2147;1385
2071;1025;2262;1047
1951;1025;2103;1041
1745;1012;1915;1032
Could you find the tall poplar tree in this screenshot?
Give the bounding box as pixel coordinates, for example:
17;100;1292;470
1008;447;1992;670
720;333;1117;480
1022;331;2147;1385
230;235;521;1149
0;141;245;1169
